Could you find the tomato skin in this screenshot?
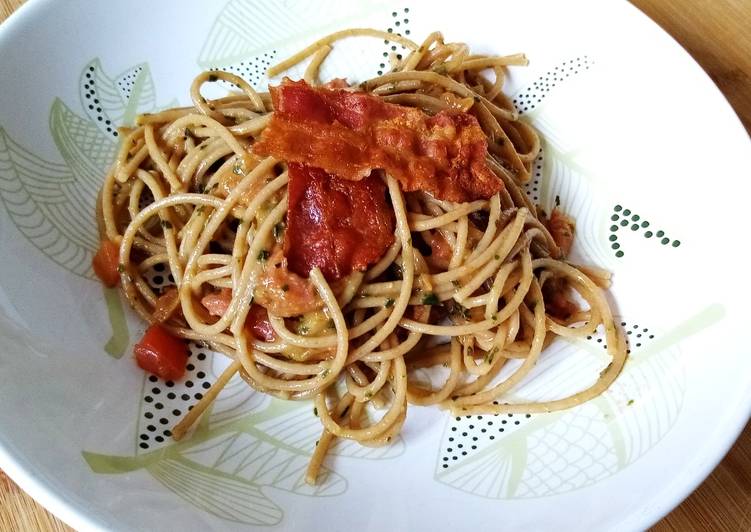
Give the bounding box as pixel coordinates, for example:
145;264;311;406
201;288;232;316
201;289;277;341
152;287;180;323
246;304;276;342
134;325;188;381
92;240;121;288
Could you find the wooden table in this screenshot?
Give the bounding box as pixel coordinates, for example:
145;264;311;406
1;0;750;530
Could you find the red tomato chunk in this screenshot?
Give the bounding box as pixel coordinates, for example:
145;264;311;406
134;324;189;381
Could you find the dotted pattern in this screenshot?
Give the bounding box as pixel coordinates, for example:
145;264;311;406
513;56;594;116
143;261;176;288
117;65;145;101
587;319;655;356
525;150;543;202
211;51;277;89
138;341;214;451
439;319;656;472
82;65;117;138
609;204;681;258
378;8;411;76
440;412;534;467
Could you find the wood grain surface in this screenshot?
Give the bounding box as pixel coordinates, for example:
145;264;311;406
0;0;749;530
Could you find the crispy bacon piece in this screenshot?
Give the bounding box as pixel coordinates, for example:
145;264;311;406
285;163;395;281
253;79;502;202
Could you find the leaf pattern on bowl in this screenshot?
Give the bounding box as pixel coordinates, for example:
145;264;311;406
84;353;405;525
435;304;723;498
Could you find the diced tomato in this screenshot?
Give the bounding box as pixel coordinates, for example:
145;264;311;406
425;231;452;270
152;287;180;323
201;288;277;341
246;304;276;342
134;324;189;381
92;239;120;288
201;288;232;317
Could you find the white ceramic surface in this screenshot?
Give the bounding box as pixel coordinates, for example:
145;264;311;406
1;1;750;531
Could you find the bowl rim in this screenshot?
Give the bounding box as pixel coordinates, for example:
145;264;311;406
0;1;749;531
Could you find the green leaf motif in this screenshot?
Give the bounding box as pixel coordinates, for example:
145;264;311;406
103;286;129;358
513;56;595;119
0;104;108;278
149;457;283;526
197;0;383;68
79;59;159;133
86;367;404;526
435;305;723;498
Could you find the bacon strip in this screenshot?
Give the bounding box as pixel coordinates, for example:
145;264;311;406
285;163;395;281
253;79;502;202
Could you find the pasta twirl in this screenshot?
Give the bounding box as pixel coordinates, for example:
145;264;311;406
96;29;626;485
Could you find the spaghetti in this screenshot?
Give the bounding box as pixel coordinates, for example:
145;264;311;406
95;29;626;485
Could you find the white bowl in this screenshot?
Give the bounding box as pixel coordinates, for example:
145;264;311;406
1;1;750;530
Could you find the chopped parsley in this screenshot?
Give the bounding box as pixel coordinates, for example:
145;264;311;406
627;399;635;406
451;279;461;288
273;222;285;241
384;298;395;308
422;292;440;305
257;249;270;262
160;219;173;230
117;263;125;273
